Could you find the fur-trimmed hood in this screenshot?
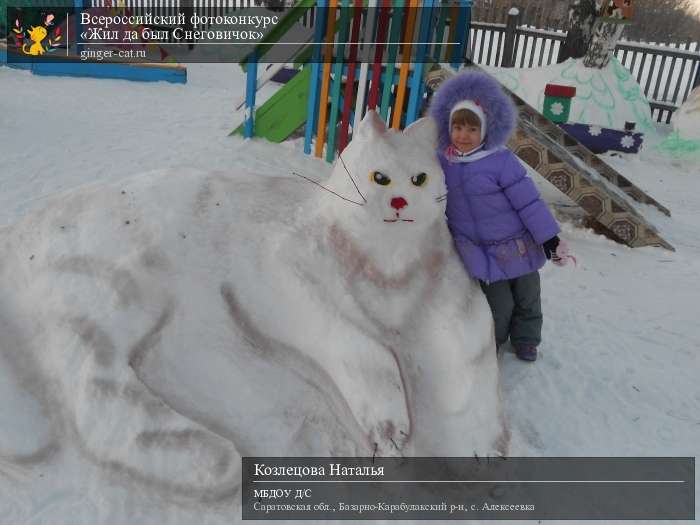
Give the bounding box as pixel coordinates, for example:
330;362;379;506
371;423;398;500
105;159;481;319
429;70;517;152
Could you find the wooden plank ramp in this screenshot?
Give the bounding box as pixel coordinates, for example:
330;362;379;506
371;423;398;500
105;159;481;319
429;63;674;251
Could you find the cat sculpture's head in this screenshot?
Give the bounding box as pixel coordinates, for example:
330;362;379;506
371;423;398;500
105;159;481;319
318;111;445;249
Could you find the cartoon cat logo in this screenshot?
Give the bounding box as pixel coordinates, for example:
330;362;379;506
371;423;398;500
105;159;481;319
22;25;48;55
14;13;62;55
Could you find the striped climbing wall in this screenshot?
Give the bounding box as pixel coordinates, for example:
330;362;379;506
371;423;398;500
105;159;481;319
303;1;472;161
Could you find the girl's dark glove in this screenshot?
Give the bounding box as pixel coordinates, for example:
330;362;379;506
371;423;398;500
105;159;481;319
542;236;560;260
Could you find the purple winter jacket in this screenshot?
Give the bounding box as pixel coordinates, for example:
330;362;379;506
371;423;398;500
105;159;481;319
430;71;560;283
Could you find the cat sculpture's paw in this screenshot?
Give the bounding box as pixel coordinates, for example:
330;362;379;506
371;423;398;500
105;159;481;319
370;419;410;458
72;373;239;500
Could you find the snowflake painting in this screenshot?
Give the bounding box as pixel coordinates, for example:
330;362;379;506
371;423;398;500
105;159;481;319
560;122;643;154
550;102;565;116
620;135;635;149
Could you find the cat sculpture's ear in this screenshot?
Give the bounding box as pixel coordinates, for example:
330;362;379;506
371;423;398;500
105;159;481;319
402;117;438;150
355;110;388;141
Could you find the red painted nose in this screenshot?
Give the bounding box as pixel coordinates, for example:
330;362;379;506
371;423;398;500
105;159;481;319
391;197;407;210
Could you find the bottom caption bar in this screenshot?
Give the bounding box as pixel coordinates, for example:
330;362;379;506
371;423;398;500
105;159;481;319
242;457;694;520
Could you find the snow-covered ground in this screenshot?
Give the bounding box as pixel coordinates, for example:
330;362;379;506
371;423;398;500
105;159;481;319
675;85;700;140
1;62;699;524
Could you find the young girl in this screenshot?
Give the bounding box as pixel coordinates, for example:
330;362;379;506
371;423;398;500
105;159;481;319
429;71;562;362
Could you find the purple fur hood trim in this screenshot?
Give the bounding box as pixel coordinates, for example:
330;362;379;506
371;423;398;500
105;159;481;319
429;71;517;152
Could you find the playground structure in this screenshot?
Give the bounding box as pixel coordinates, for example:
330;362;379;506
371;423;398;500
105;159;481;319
235;1;673;250
504;83;673;250
1;0;186;83
234;0;471;161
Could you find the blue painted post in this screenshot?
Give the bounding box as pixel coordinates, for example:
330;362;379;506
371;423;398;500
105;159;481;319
304;2;327;155
450;1;470;69
406;1;435;124
244;52;258;139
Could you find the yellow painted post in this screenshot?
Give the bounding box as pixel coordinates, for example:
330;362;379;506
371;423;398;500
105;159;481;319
314;2;338;158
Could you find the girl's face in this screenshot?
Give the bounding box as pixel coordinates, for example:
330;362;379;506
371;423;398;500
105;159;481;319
450;122;482;154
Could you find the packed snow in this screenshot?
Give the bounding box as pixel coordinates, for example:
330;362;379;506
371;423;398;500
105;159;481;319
673;85;700;141
1;61;699;525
